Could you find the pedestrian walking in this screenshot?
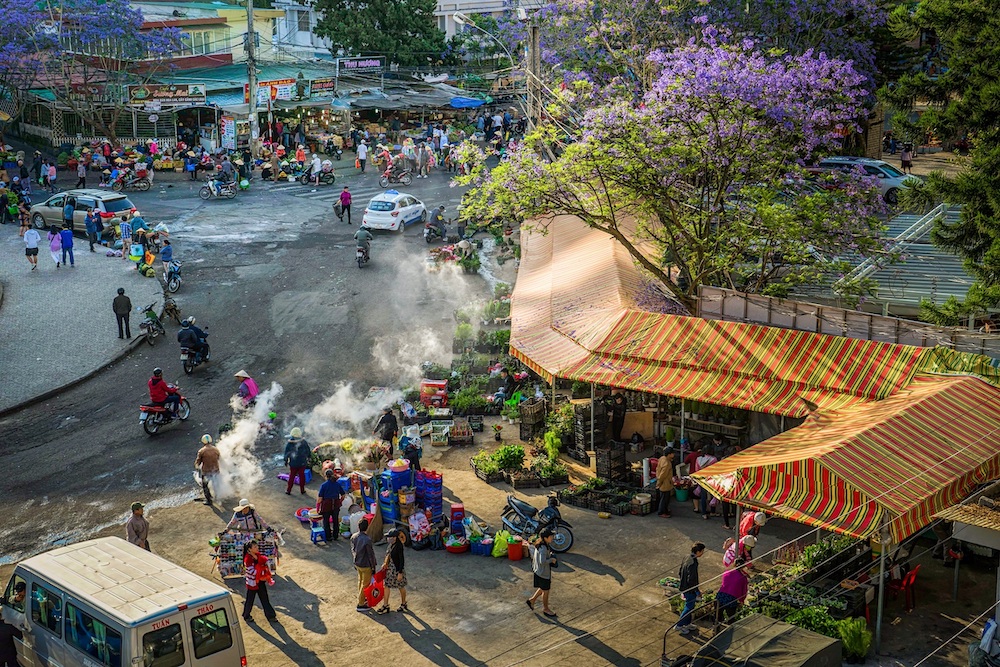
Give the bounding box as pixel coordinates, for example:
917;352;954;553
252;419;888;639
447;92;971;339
356;141;368;173
376;527;408;613
113;287;132;338
125;502;150;551
76;160;87;188
30;151;42;184
242;540;277;623
373;406;398;444
352;518;377;611
900;146;913;174
59;224;75;267
417;143;430;178
317;469;345;542
675;542;706;634
195;434;221;506
714;558;749;631
339;186;352;224
84;208;99;252
283;427;311;495
160;238;173;276
46;226;62;268
47;162;57;193
656;446;675;517
526;527;558;617
22;227;40;270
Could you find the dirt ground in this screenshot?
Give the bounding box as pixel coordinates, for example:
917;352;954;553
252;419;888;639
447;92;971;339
3;424;994;667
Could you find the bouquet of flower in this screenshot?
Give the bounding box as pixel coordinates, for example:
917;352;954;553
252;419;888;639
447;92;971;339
673;476;694;490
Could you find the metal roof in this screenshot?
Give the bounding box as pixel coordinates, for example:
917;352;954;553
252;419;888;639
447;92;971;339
934;480;1000;533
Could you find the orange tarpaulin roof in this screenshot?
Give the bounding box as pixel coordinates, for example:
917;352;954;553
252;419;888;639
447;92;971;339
510;215;928;417
691;375;1000;542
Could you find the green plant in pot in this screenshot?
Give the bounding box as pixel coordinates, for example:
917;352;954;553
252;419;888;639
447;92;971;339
492;444;526;471
455;322;474;344
664;426;676;447
838;617;872;663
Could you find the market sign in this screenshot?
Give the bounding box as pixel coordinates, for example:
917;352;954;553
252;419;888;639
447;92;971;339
310;77;336;96
220;115;236;150
336;57;385;76
243;78;296;104
129;84;207;107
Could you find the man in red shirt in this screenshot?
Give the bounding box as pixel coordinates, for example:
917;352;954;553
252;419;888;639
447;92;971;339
148;367;180;417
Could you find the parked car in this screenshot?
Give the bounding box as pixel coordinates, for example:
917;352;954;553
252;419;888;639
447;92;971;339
361;189;427;231
812;157;911;206
30;189;137;233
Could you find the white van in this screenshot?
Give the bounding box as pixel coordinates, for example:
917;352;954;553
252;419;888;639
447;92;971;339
1;537;247;667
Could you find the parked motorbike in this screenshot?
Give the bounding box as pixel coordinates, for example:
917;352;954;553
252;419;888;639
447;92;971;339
501;494;574;553
181;335;211;375
138;302;166;346
139;387;191;435
165;260;182;293
163;293;182;325
322;139;344;161
378;168;413;188
199;179;237;200
424;220;447;243
300;161;337;185
356;244;370;269
144;223;170;255
112;171;150;192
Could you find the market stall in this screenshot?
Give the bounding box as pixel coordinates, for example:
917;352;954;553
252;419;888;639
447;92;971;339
211;506;281;579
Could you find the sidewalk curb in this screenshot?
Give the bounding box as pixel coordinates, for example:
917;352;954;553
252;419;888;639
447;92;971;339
0;329;146;420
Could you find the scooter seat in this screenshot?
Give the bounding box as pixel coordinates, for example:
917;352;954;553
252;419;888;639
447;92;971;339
508;495;538;519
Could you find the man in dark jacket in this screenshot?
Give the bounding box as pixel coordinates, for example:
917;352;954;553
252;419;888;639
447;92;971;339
676;542;706;635
317;468;346;541
352;518;377;611
113;287;132;338
373;406;398;444
283;427;311;495
31;151;42;183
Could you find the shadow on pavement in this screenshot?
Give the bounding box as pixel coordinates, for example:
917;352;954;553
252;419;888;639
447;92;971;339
245;618;324;667
559;619;644;666
555;552;626;585
375;611;480;667
272;575;327;635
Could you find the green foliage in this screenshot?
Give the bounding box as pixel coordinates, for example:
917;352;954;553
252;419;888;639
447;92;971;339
455;322;474;342
454;309;472;325
664;426;676;442
784;606;841;639
878;0;1000;316
531;455;568;479
458;252;482;273
483;299;511;320
492;444;526;471
543;430;562;461
571;381;590;398
450;385;488;412
312;0;446;67
546;402;575;437
493;329;511;350
838;617;872;659
494;282;512;298
471;449;501;476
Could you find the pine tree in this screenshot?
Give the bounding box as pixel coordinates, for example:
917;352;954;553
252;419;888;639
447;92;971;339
313;0;446;67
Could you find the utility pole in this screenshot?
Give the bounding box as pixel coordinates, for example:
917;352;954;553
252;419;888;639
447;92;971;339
245;0;259;156
526;19;541;130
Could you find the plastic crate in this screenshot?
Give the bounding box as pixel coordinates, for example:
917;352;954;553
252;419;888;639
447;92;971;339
520;398;547;425
468;415;485;432
519;421;545;442
630;501;652;516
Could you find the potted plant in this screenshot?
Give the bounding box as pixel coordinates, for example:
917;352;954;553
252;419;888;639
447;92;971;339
672;476;694;502
492;444;526;472
362;443;389;471
664;426;676;448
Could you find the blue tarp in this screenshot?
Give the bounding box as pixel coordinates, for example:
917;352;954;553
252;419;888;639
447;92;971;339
449;96;485;109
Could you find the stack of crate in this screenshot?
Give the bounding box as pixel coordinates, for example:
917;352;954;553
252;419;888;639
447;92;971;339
570;400;607;462
595;442;627;481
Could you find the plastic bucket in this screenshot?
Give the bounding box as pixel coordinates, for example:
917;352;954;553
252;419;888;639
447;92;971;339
675;488;690;502
507;540;523;561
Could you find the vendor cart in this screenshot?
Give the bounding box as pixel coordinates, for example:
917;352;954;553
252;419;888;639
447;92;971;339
213;528;280;579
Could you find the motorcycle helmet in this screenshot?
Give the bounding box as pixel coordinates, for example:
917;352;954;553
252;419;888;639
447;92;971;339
438;205;446;211
152;367;163;377
215;164;222;171
187;316;196;325
180;319;191;328
754;511;767;526
201;434;213;445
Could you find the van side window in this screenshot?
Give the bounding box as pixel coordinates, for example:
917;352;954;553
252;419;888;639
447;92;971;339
30;582;62;636
191;608;233;659
2;575;26;612
65;603;123;667
142;624;185;667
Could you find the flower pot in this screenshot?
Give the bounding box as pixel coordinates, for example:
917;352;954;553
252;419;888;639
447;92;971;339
675;488;690;502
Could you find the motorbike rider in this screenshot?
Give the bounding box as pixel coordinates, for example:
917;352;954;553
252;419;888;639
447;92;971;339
178;317;209;360
148;367;181;417
429;206;447;238
354;225;374;259
209;164;232;197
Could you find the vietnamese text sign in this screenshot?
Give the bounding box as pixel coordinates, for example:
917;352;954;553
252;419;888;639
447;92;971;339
129;84;206;107
221;115;236;150
310;77;336;95
243;78;296;104
336;57;385;76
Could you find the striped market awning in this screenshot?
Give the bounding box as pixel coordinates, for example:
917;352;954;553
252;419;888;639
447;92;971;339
511;215;928;417
692;375;1000;542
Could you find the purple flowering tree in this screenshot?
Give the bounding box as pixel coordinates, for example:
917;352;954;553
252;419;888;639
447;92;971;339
456;33;887;309
0;13;42;145
7;0;178;144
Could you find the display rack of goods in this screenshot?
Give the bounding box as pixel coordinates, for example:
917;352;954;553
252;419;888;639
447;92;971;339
215;530;279;578
571;400;606;460
595;442;628;482
449;419;475;446
470;453;504;483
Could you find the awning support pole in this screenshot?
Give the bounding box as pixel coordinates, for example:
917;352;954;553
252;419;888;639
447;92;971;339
875;523;889;654
780;415;785;431
952;551;961;601
680;398;686;459
995;562;1000;623
551;376;556;409
590;383;595;453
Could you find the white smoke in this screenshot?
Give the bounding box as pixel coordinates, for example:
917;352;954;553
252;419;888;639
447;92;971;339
195;382;283;501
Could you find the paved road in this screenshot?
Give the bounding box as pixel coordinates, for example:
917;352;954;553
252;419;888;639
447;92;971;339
0;167;472;562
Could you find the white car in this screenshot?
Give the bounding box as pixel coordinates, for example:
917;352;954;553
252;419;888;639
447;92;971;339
815;157;912;206
361;190;427;231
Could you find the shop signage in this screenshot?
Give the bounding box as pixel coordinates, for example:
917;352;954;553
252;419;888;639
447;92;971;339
336;57;385;75
243;78;296;104
128;84;206;107
221;115;236;150
310;77;336;95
